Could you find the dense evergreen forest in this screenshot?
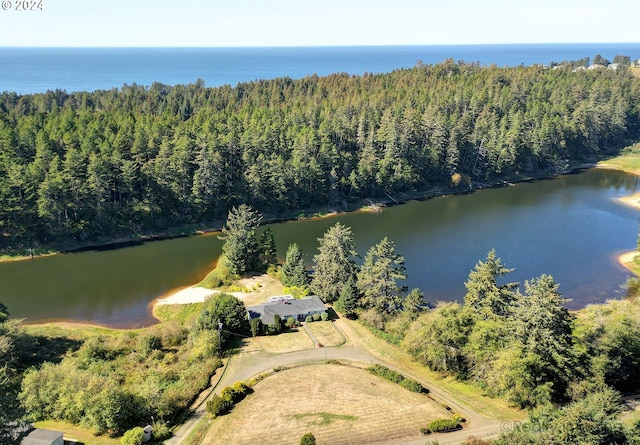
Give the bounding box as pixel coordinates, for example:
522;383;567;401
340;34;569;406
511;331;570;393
1;58;639;250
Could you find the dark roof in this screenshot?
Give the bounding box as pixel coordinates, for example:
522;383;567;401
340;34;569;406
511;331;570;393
247;295;326;325
21;429;63;445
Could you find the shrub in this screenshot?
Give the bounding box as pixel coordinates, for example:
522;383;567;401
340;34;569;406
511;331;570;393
206;394;232;418
427;418;461;433
300;432;317;445
399;378;424;393
284;286;311;298
305;315;313;323
285;317;297;328
312;313;322;321
250;317;262;337
367;364;427;393
320;311;329;321
138;334;162;357
151;420;172;441
453;412;467;423
120;427;145;445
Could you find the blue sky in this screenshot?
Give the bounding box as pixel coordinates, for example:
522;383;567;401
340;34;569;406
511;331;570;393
0;0;638;46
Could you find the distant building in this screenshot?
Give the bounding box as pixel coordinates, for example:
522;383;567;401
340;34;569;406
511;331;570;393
21;429;64;445
247;295;327;325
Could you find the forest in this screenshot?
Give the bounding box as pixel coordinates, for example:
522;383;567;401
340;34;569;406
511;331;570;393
1;57;639;252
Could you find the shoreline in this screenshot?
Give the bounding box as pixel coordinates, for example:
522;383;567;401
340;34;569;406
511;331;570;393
0;163;599;264
617;250;640;276
153;285;217;306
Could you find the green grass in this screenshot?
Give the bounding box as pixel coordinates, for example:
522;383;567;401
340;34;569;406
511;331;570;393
153;301;203;324
289;412;359;426
197;254;237;289
597;143;640;174
33;420;121;445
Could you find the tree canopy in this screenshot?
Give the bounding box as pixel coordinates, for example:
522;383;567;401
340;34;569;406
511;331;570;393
311;222;358;303
220;204;262;275
1;58;638;251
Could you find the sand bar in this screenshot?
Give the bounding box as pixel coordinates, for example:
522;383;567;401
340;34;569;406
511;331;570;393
155;286;216;305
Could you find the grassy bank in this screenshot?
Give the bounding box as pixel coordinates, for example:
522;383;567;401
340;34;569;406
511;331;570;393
597;142;640;175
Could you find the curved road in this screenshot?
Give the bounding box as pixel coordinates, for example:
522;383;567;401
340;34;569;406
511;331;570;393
166;319;505;445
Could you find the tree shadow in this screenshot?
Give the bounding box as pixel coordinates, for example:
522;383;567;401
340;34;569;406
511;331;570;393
14;333;83;370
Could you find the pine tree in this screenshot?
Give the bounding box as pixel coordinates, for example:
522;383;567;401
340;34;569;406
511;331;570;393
259;227;277;270
403;288;426;319
357;237;407;313
311;223;358;303
464;249;518;318
335;276;359;319
281;243;307;287
220;204;262;275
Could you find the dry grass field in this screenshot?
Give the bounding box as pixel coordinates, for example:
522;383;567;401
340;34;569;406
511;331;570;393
255;328;315;353
203;364;452;445
307;321;345;347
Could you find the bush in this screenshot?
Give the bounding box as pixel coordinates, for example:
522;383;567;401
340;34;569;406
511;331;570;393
285;317;297;328
300;432;317;445
206;394;232;418
120;427;145;445
453;412;467;423
427;418;461;433
367;364;426;393
305;315;313;323
312;313;322;321
399;378;424;393
283;286;310;298
138;334;162;357
151;420;172;441
320;311;329;321
250;317;262;337
221;381;252;403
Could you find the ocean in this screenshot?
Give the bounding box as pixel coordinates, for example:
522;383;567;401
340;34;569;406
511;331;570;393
1;43;639;95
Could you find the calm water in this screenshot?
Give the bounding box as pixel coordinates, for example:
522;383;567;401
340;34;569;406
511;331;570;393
0;169;638;327
1;44;640;95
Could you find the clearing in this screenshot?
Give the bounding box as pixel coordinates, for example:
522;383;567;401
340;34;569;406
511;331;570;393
203;363;451;445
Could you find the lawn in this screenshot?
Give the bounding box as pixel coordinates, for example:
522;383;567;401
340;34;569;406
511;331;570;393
33;420;120;445
307;321;345;347
254;328;314;353
203;364;451;445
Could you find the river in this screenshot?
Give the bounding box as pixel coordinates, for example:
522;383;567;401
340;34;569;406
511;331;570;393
0;168;638;327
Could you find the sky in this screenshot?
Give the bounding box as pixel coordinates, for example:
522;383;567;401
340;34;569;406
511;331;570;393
0;0;638;47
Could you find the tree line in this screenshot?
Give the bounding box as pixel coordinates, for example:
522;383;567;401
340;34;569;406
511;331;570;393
1;56;639;251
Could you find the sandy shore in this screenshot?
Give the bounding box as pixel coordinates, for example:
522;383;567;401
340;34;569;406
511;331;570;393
618;250;639;275
617;192;640;211
155;286;217;305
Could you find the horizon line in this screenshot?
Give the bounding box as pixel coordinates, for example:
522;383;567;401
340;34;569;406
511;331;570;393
1;42;640;50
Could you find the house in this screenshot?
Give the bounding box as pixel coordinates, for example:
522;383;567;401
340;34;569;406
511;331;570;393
247;295;327;325
21;429;64;445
